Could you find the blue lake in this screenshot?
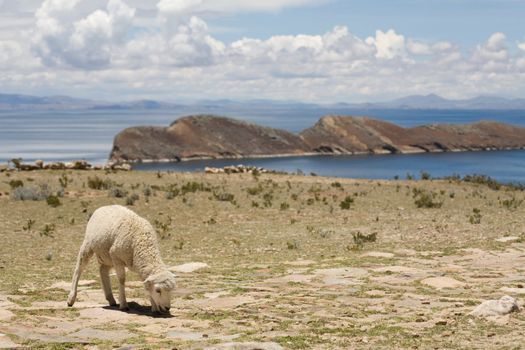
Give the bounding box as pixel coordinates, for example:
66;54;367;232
1;107;525;182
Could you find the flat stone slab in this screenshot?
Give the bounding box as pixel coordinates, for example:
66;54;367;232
69;328;135;342
314;267;369;286
171;262;209;273
421;277;466;289
205;342;284;350
1;326;86;344
0;333;22;349
0;309;14;322
362;251;395;259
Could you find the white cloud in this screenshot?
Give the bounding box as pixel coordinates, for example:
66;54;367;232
157;0;329;15
0;1;524;102
472;32;508;62
366;29;405;59
32;0;135;69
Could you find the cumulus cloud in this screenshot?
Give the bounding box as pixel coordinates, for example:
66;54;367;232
32;0;135;69
366;29;405;59
472;32;508;62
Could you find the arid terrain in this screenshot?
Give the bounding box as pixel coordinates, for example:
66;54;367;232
0;169;524;349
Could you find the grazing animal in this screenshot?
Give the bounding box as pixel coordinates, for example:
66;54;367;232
67;205;176;313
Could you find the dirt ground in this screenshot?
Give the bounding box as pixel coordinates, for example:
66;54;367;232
0;169;524;349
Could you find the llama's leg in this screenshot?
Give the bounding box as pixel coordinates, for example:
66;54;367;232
99;264;116;306
67;243;93;306
113;261;129;311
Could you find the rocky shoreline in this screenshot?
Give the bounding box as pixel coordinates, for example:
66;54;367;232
1;159;131;172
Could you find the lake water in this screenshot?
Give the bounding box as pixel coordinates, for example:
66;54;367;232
1;107;525;182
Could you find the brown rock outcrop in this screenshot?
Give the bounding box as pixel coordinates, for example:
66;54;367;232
109;115;525;163
110;115;311;162
300;116;525;154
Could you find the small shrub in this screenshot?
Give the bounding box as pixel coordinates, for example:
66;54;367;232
280;202;290;210
205;217;217;225
339;196;354;210
46;195;61;207
173;238;184;250
246;185;263;196
59;173;71;188
40;223;55;238
500;197;523;210
143;184;153;197
23;219;35;231
125;193;139;206
181;181;211;195
9;180;24;189
263;193;273;207
331;182;342;188
420;171;431;180
109;186;128;198
87;176;113;190
11;185;48;201
413;190;442;208
286;240;299;250
469;208;482;224
214;192;235;202
462;174;501;191
348;231;377;250
154;216;172;239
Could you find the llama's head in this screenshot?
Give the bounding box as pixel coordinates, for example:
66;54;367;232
144;270;176;313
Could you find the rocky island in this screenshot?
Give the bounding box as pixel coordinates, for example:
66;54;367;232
109;115;525;163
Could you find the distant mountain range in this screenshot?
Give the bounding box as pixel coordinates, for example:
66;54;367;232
1;93;525;111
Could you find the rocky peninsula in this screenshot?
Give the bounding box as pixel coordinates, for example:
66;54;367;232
109;115;525;163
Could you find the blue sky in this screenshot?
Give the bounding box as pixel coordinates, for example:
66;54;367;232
212;0;525;48
0;0;524;102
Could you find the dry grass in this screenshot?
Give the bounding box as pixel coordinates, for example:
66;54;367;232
0;170;524;349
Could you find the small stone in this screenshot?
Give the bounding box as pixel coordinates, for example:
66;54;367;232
435;319;448;326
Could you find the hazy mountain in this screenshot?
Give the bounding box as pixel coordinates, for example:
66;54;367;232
1;93;525;111
351;94;525;110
